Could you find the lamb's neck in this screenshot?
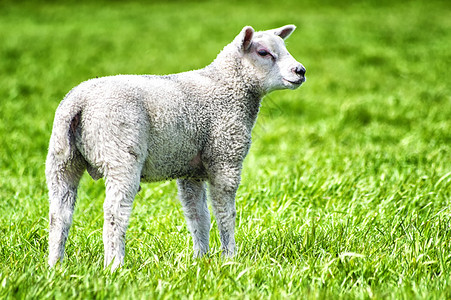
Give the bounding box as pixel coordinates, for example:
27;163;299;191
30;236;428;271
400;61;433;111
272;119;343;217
202;48;264;114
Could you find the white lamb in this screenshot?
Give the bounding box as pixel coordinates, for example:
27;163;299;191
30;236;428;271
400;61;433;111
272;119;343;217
46;25;306;270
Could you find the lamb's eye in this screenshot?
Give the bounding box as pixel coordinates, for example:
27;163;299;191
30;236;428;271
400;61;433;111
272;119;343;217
257;50;269;57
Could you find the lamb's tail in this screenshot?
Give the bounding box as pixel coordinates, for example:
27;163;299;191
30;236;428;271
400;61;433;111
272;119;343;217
47;92;83;162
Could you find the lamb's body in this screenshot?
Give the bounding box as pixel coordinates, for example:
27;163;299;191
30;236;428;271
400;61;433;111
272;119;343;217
46;25;306;270
69;67;258;183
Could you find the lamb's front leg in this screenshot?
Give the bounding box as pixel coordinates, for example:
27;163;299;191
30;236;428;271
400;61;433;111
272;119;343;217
177;179;210;257
208;168;241;257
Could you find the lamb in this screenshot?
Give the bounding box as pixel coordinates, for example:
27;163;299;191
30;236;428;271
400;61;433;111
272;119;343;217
46;25;306;270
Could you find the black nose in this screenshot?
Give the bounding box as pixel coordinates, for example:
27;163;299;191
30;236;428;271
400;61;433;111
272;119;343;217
294;66;306;77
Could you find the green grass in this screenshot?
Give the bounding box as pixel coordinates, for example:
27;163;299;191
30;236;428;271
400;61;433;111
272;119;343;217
1;0;450;298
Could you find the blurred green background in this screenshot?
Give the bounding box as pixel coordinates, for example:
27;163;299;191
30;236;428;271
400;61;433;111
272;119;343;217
0;0;450;298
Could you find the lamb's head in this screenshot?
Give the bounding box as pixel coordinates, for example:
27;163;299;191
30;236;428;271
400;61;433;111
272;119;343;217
234;25;306;93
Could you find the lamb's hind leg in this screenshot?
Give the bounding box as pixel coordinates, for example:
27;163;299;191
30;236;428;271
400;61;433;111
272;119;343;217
46;152;85;267
103;170;141;271
177;179;210;257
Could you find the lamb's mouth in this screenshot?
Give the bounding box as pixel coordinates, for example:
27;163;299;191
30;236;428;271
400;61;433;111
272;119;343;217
284;78;305;85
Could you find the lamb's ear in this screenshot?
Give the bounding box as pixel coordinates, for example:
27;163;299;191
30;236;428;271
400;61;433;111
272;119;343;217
238;26;254;51
273;25;296;40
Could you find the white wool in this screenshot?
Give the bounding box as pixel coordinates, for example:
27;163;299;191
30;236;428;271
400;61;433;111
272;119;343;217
46;25;306;270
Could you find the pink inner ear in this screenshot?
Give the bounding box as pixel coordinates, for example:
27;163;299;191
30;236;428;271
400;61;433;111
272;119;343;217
243;27;254;51
276;26;295;40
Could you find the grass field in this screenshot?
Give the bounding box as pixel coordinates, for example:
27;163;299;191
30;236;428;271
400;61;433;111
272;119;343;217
0;0;450;298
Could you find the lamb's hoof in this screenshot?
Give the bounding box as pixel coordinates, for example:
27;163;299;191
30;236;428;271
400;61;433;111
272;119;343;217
104;257;124;273
48;256;63;268
193;249;209;259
